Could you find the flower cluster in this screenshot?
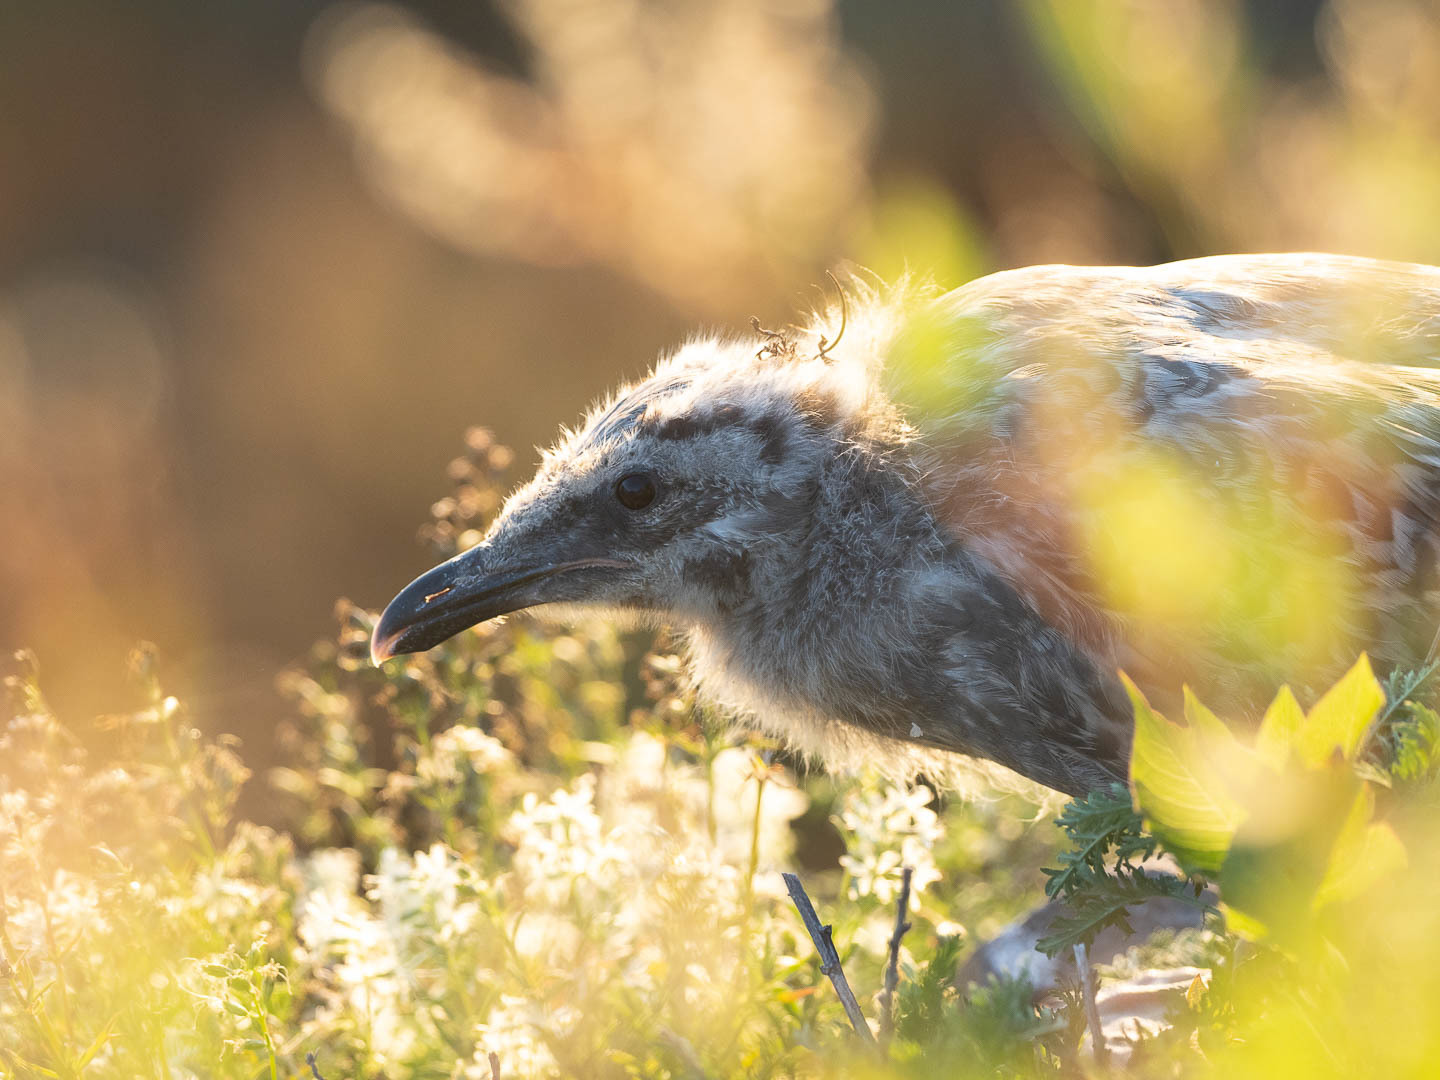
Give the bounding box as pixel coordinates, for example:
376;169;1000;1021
836;778;945;905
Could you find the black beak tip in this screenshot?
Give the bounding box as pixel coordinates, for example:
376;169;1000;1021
369;620;403;667
369;564;456;666
370;591;422;666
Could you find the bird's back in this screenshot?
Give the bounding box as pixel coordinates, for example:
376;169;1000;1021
895;253;1440;715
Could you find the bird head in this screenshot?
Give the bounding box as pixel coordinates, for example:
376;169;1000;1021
370;327;891;665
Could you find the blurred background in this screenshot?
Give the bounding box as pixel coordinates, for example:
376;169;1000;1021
6;0;1440;764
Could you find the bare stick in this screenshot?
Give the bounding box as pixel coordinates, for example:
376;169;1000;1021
1073;942;1108;1067
782;872;876;1044
877;866;914;1047
488;1051;501;1080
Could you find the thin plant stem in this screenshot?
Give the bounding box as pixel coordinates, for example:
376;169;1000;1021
782;872;876;1046
876;866;914;1048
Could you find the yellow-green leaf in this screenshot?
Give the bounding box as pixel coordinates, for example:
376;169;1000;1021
1220;905;1270;942
1127;674;1246;875
1185;972;1207;1008
1255;685;1304;770
76;1014;119;1068
1314;785;1408;909
1295;654;1384;766
1218;768;1358;944
1182;686;1231;741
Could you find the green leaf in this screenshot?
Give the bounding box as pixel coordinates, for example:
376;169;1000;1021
76;1014;119;1068
1218;768;1359;942
1219;905;1269;941
1041;783;1151;900
1382;701;1440;782
1255;685;1304;771
1182;686;1229;741
7;1059;61;1080
1295;654;1384;766
1127;675;1246;875
1314;786;1407;909
1036;868;1209;955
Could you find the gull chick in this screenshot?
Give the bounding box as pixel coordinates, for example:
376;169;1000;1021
373;254;1440;796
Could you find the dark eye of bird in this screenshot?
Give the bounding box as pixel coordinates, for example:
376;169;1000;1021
615;472;658;510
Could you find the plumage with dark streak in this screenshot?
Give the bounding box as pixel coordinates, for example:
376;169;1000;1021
372;253;1440;797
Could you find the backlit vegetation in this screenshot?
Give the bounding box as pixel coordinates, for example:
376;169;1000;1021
5;434;1440;1078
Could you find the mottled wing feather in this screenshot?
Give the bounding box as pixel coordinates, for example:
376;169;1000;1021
898;253;1440;718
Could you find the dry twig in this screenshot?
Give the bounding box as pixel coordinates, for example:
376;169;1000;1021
1073;942;1108;1067
876;865;914;1046
781;872;876;1044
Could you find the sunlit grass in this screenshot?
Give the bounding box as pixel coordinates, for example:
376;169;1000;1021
7;433;1440;1079
0;632;1058;1078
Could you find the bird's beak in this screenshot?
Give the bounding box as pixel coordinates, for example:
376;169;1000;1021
370;546;630;665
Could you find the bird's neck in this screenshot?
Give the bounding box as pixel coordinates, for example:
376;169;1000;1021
681;444;1133;796
681;447;933;737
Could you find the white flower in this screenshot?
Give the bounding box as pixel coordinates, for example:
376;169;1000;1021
835;780;944;905
303;848;361;899
187;865;265;929
601;733;808;877
417;726;514;785
5;872;108;958
853;911;917;964
510;912;583;965
296;886;421;1069
505;774;633;905
468;995;564;1079
297;887;396;985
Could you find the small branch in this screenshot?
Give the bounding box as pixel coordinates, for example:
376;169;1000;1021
1073;943;1108;1068
306;1052;328;1080
488;1050;501;1080
782;872;876;1044
876;866;914;1047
